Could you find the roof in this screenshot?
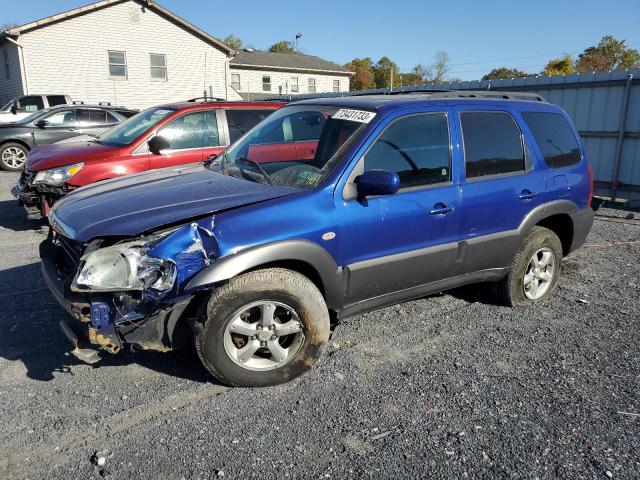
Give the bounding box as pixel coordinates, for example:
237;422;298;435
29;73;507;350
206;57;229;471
230;50;353;76
150;100;286;111
2;0;234;55
293;91;553;113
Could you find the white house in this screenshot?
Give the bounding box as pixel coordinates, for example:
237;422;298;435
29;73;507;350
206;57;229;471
0;0;353;111
0;0;237;110
229;50;353;99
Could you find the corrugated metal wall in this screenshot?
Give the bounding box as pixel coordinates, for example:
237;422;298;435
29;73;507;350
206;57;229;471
271;69;640;197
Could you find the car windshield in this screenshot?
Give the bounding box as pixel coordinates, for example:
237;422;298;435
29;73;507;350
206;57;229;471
96;107;175;146
214;105;370;189
0;97;18;111
20;109;52;124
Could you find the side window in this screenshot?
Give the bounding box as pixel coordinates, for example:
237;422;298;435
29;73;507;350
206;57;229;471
308;78;316;93
333;79;340;93
17;96;45;112
150;53;167;81
44;109;75;126
521;112;581;168
230;73;241;91
106;111;120;124
364;113;450;188
77;109;107;125
158;112;206;150
461;111;524;179
47;95;67;107
226;109;270;143
291;77;299;93
202;111;220;147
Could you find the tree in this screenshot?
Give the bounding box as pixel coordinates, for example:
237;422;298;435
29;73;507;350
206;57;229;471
543;54;575;76
1;23;17;32
401;52;452;86
373;56;400;89
575;35;640;72
345;57;376;90
481;67;532;81
268;40;297;54
223;34;242;51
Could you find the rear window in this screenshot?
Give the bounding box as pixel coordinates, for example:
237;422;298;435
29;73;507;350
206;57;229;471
461;111;525;179
226;109;273;143
521;112;581;168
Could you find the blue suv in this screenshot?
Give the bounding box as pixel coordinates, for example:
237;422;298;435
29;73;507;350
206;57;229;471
40;91;594;386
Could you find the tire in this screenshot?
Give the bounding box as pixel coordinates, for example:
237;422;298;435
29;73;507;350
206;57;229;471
499;226;563;307
194;268;330;387
0;142;28;171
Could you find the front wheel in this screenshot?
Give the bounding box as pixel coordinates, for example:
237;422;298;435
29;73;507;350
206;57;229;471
0;142;28;171
195;268;330;387
499;226;563;306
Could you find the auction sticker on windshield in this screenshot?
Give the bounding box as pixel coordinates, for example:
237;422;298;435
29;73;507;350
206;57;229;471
332;109;376;123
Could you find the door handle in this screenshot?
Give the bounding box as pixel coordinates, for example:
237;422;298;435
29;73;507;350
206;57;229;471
429;203;454;216
518;190;537;200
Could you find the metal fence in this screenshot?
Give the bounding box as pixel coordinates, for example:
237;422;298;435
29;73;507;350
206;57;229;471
268;69;640;199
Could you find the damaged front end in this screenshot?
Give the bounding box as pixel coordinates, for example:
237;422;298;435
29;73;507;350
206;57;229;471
41;219;218;363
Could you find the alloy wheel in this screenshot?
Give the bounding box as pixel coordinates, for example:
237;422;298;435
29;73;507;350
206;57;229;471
523;247;556;300
223;301;304;371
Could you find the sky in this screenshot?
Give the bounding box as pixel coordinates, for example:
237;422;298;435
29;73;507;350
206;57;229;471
2;0;640;81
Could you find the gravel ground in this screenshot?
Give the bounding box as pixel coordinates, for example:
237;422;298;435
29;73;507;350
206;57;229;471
0;170;638;480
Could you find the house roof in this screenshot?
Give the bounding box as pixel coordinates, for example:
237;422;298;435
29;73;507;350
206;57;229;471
230;50;353;76
2;0;235;55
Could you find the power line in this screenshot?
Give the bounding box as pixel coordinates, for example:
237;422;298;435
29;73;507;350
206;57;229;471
447;42;640;68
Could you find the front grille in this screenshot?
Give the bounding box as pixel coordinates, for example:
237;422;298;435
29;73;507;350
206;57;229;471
19;170;34;188
55;235;85;276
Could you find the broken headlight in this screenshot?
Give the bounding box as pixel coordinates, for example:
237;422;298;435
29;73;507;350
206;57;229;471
72;240;177;292
33;163;84;186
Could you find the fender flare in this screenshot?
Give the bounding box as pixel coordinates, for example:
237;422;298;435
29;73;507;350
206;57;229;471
517;199;578;237
185;239;344;309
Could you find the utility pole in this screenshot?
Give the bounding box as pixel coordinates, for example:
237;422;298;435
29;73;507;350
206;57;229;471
390;69;394;92
295;32;303;53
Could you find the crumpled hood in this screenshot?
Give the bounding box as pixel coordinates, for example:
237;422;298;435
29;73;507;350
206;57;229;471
52;163;296;242
27;141;114;171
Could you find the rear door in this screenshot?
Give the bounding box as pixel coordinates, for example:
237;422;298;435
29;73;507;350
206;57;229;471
455;107;547;273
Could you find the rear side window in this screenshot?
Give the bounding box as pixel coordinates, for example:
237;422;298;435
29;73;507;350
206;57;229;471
522;112;581;168
364;113;450;188
77;109;107;125
226;109;272;143
461;111;524;179
47;95;67;107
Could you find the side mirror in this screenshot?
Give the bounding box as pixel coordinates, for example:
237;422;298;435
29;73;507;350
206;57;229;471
10;103;18;115
35;119;47;129
148;135;170;155
356;170;400;198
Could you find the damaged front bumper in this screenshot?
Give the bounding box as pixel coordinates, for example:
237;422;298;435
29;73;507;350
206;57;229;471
40;237;198;363
12;172;66;219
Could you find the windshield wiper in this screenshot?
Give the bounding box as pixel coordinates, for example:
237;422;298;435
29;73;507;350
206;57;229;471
237;155;275;186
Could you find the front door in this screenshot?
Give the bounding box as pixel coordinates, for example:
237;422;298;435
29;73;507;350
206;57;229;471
337;109;462;305
32;108;79;145
150;110;223;169
455;108;547;273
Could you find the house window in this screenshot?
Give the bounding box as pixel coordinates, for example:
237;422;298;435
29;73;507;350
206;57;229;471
231;73;241;91
3;51;9;80
308;78;316;93
262;75;271;92
291;77;299;93
150;54;167;80
108;51;127;78
333;79;340;92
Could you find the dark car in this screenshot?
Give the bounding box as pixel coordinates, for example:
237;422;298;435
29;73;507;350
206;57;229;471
0;104;137;171
12;100;284;218
41;90;594;387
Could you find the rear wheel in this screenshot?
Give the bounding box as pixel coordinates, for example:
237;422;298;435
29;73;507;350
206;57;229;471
195;268;330;387
0;142;28;171
499;226;563;306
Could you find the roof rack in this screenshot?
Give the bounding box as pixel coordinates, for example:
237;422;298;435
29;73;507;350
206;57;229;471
187;96;227;103
352;88;547;103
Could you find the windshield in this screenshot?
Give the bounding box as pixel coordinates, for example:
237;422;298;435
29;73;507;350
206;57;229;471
96;107;175;146
0;97;18;111
20;109;52;124
215;105;370;189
